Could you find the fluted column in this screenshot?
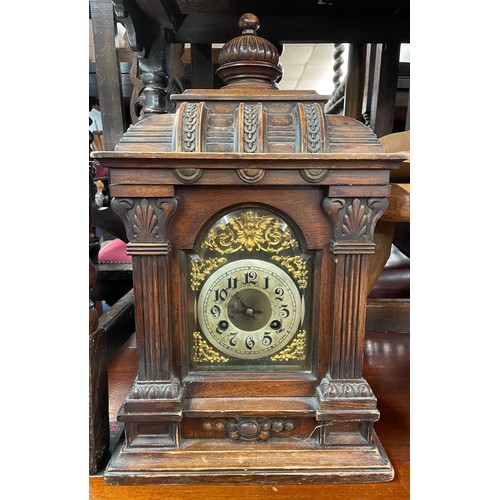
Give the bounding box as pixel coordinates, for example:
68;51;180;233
111;196;183;447
316;195;388;445
111;197;178;382
322;197;388;380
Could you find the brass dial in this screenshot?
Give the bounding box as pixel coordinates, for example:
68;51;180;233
197;259;302;359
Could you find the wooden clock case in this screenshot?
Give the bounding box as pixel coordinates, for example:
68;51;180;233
93;14;404;485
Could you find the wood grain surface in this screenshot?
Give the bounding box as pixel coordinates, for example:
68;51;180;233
89;28;408;492
90;329;409;499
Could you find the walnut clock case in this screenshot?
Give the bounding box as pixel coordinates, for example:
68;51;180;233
93;13;405;485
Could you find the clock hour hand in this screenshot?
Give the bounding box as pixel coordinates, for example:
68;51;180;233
234;293;262;319
245;307;262;319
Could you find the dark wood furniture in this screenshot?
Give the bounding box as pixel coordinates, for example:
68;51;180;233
90;161;136;475
92;13;405;485
90;328;410;497
89;240;109;474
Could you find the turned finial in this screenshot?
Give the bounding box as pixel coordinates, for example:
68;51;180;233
238;13;260;34
216;13;282;89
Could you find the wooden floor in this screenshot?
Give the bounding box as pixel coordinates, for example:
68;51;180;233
90;329;410;499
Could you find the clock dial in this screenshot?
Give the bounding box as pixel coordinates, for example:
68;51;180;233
197;259;302;359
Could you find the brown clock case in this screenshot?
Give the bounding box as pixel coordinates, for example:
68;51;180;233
93;13;405;485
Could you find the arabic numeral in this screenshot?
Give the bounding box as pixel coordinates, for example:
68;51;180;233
280;304;290;318
227;276;238;289
243;271;258;285
210;305;221;319
245;336;256;350
229;332;238;346
275;288;284;301
262;331;273;346
214;288;228;302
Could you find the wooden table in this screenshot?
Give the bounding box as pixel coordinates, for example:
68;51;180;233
90;328;409;499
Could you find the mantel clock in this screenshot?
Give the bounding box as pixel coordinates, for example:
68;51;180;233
93;13;405;485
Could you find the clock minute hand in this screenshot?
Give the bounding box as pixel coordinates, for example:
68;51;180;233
235;292;249;309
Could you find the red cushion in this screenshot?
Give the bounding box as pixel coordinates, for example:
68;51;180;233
93;161;108;180
98;238;131;263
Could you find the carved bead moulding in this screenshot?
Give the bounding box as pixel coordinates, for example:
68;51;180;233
227;417;295;442
201;417;296;442
230;418;269;441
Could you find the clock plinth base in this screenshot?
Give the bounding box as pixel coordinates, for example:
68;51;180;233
104;432;393;485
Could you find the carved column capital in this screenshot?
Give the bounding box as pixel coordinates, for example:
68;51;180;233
318;374;374;400
126;378;184;401
111;197;178;255
322;197;388;254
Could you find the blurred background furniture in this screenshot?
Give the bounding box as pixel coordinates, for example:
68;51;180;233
368;130;410;299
